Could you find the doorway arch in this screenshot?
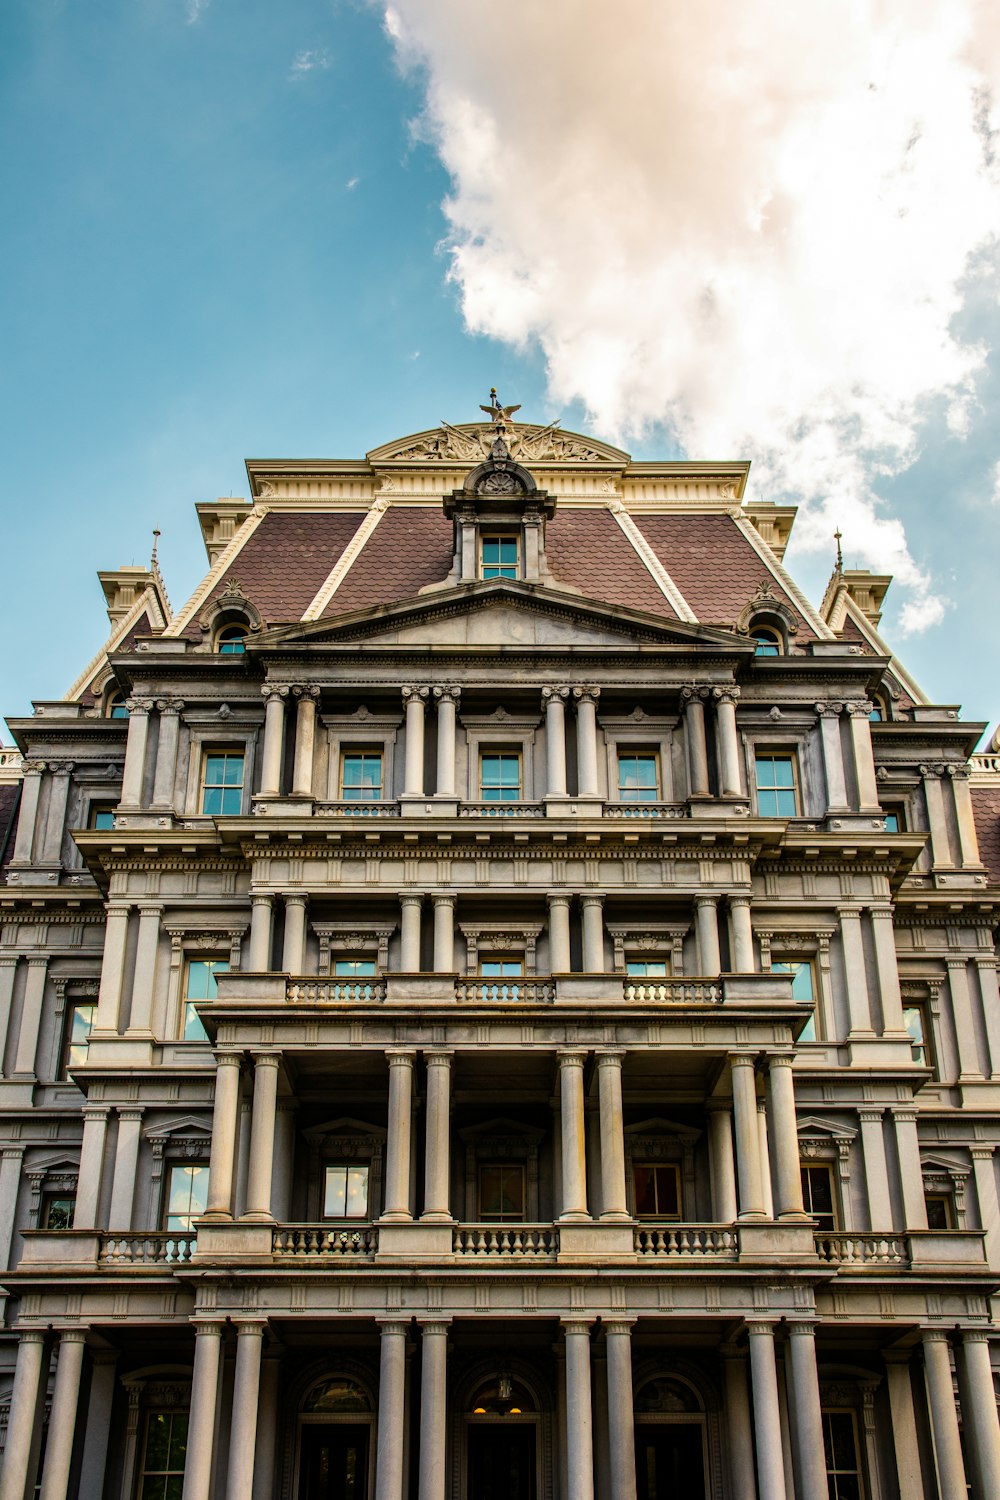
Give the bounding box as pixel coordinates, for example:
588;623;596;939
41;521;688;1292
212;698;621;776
294;1372;376;1500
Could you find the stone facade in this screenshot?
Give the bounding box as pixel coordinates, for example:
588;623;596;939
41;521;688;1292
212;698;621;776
1;421;1000;1499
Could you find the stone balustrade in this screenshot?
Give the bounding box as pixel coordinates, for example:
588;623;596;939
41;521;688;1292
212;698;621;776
99;1232;196;1266
813;1232;908;1266
454;978;555;1004
272;1225;379;1258
451;1224;559;1258
633;1224;738;1258
287;977;387;1004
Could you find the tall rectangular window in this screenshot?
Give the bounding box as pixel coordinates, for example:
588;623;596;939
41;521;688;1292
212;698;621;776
626;961;668;977
324;1165;369;1218
182;959;229;1042
163;1163;209;1232
88;805;115;831
617;752;659;803
479;1164;526;1221
334;958;376;999
480;752;521;801
822;1409;864;1500
903;1002;929;1067
773;959;818;1041
62;1001;96;1076
480;535;519;579
340;751;383;801
801;1163;838;1231
201;751;244;816
41;1194;76;1230
633;1163;681;1219
140;1411;189;1500
755;752;798;816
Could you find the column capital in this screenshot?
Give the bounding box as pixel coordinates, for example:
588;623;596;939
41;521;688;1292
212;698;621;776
595;1049;626;1068
960;1328;993;1344
192;1319;227;1337
892;1107;919;1125
25;954;49;970
416;1317;452;1332
376;1318;411;1336
104;900;132;919
432;685;460;706
713;686;741;705
14;1328;48;1345
402;685;429;704
424;1049;454;1068
557;1049;588;1069
729;1051;758;1070
919;762;945;778
681;683;710;703
261;684;289;703
386;1048;417;1069
744;1318;778;1336
814;701;844;718
400;892;424;909
729;893;752;909
945;955;969;970
291;684;321;700
125;697;154;716
0;1145;25;1163
136;899;164;917
572;686;600;706
766;1052;795;1071
694;894;719;910
20;760;47;777
920;1327;954;1344
250;891;274;909
214;1047;244;1067
970;1145;996;1161
53;1326;89;1345
284;892;309;910
154;698;186;715
561;1317;594;1335
845;700;874;718
47;760;75;776
603;1318;636;1336
542;686;570;704
857;1107;885;1124
232;1318;268;1337
82;1103;112;1122
785;1320;818;1337
117;1106;145;1123
250;1050;281;1070
431;891;456;908
547;891;571;907
579;892;605;909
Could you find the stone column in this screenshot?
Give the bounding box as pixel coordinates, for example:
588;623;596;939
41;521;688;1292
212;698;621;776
838;907;875;1037
714;687;743;797
893;1109;928;1229
251;1347;283;1500
245;1052;280;1221
708;1107;738;1222
281;894;308;974
785;1322;827;1500
432;895;455;974
815;703;849;811
975;958;1000;1078
766;1055;805;1217
746;1321;787;1500
543;687;569;798
858;1109;894;1232
78;1350;119;1500
383;1050;415;1221
417;1319;450;1500
400;894;423;971
548;894;572;972
695;896;721;975
402;686;429;797
10;761;44;864
721;1347;757;1500
151;700;184;809
206;1049;243;1218
182;1322;225;1500
846;701;881;811
291;686;320;798
730;895;755;973
259;686;288;798
581;894;605;972
731;1055;766;1220
558;1050;590;1220
757;1100;774;1218
376;1320;409;1500
574;688;601;798
120;697;153;807
868;902;907;1036
421;1050;452;1222
433;687;460;798
13;956;48;1077
682;685;710;798
108;1106;144;1231
226;1321;266;1500
248;893;274;971
40;762;73;866
971;1147;1000;1266
604;1320;637;1500
94;902;130;1034
0;1330;47;1500
883;1352;923;1500
73;1104;110;1228
959;1331;1000;1498
596;1051;629;1221
922;1330;968;1499
0;1145;24;1270
946;957;983;1080
38;1328;87;1500
921;765;954;869
950;766;983;868
563;1320;595;1500
0;957;17;1075
127;901;162;1034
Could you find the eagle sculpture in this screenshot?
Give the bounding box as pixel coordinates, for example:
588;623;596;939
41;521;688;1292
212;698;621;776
480;387;521;426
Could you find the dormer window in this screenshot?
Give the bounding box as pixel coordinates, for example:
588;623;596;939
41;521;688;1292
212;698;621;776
107;691;129;719
481;535;519;580
750;625;782;657
217;625;247;655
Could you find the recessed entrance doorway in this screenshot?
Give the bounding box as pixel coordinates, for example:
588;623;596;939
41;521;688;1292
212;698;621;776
297;1424;370;1500
467;1423;537;1500
635;1423;706;1499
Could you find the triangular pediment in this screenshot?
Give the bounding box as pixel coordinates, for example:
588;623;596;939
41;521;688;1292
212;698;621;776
367;422;629;467
256;580;748;655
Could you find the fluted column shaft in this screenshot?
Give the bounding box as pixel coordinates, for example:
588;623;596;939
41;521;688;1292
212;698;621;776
746;1321;787;1500
883;1353;922;1499
581;894;605;972
291;686;319;798
39;1329;88;1500
695;897;721;975
0;1331;47;1500
152;701;184;808
548;894;571;972
767;1055;805;1217
839;907;874;1037
544;688;569;797
432;895;455;973
574;689;601;798
433;688;459;797
376;1321;408;1500
181;1322;224;1500
400;894;423;971
563;1320;595;1500
383;1051;415;1220
869;902;907;1036
259;688;288;797
403;687;428;796
605;1321;637;1500
682;686;710;797
731;1055;766;1219
245;1052;280;1220
226;1321;266;1500
947;957;982;1080
921;766;953;868
894;1109;928;1229
206;1049;242;1218
922;1331;968;1499
951;767;982;867
282;894;308;974
418;1320;450;1500
421;1051;452;1221
558;1050;589;1220
597;1051;628;1220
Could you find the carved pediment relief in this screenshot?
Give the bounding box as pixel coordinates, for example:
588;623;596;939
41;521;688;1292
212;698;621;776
367;423;629;467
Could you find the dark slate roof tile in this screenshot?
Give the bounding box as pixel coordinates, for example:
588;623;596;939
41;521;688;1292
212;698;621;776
546;510;678;618
972;786;1000;885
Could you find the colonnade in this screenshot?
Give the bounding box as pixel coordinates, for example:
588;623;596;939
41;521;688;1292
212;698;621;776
3;1319;1000;1500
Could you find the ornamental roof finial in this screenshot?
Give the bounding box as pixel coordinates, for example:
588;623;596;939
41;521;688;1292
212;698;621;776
480;387;521;431
834;527;844;573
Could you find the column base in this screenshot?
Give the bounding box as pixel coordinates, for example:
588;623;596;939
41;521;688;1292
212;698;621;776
240;1211;275;1224
557;1211;592;1224
419;1212;455;1224
378;1211;415;1225
199;1210;235;1223
599;1211;633;1224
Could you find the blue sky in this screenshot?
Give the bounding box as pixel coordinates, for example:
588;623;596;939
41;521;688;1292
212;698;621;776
2;0;999;739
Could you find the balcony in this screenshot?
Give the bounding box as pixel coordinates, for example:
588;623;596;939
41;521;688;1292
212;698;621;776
602;802;687;821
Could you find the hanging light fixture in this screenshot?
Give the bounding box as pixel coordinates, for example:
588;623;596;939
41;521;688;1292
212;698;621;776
497;1320;513;1406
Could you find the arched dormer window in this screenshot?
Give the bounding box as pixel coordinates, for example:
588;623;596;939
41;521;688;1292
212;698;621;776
869;692;888;722
107;690;129;719
750;625;782;657
216;624;247;655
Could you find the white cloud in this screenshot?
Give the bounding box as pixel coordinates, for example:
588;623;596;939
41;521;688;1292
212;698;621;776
290;48;332;80
346;176;361;190
992;457;1000;503
184;0;208;23
378;0;1000;632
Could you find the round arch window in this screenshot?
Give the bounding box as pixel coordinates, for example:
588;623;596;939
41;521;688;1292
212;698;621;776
469;1376;537;1416
634;1376;702;1414
749;625;782;657
107;691;129;719
869;694;888;722
217;625;247;655
303;1377;372;1413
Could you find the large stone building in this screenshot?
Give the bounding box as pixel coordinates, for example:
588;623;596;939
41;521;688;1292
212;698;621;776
2;414;1000;1500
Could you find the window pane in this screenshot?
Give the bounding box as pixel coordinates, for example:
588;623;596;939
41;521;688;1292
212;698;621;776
335;960;376;976
925;1194;952;1230
201;753;244;815
89;807;115;830
772;961;814;1002
882;811;899;832
482;537;519;578
325;1165;348;1216
65;1002;95;1071
627;961;667;976
480;754;521;800
43;1196;75;1230
902;1004;926;1064
346;1168;369;1217
653;1165;680;1216
164;1164;208;1231
802;1165;836;1229
618;754;658;802
479;1165;525;1220
481;960;522;976
342;753;383;800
